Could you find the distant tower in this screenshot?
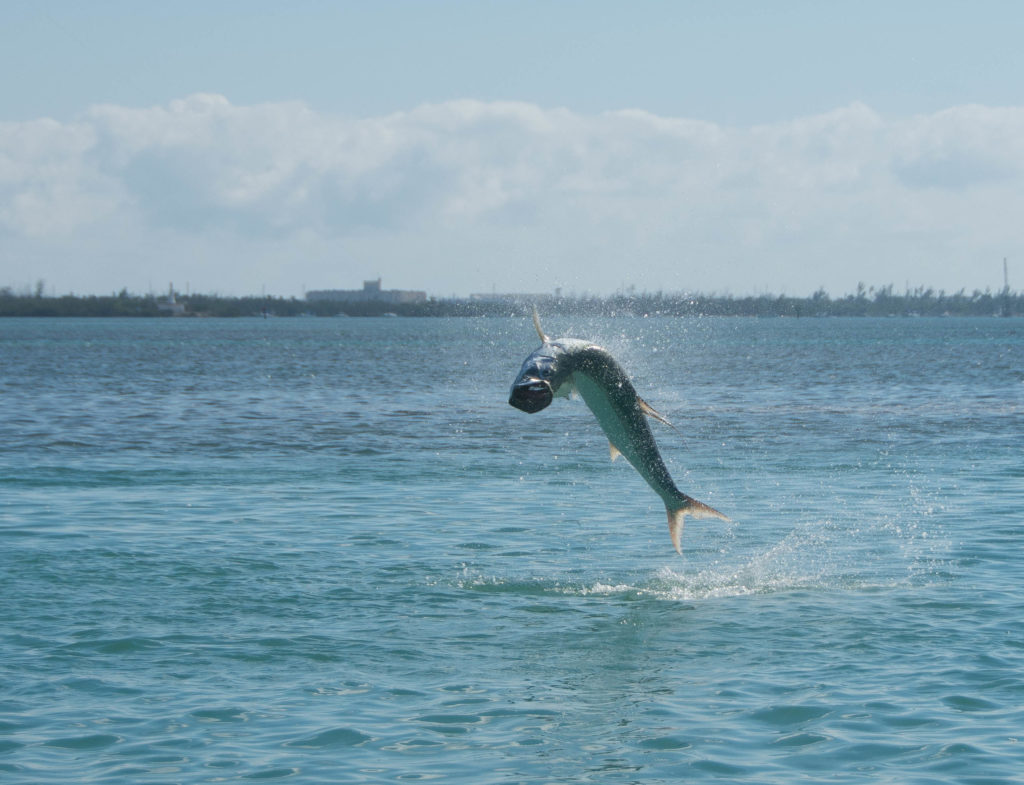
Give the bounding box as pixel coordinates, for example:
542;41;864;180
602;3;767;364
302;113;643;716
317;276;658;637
1003;258;1011;317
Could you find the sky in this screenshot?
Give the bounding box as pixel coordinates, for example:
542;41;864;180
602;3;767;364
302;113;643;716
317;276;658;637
2;0;1023;298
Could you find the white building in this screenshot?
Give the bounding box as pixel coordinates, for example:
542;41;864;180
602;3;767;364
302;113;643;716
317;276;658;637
306;279;426;304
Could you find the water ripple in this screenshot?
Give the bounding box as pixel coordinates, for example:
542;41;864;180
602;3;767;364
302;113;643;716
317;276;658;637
1;317;1021;784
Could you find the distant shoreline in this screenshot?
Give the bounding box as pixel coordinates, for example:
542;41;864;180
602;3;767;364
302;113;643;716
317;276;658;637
0;286;1019;318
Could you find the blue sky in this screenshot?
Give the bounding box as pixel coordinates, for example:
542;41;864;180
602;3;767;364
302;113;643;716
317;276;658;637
2;1;1023;297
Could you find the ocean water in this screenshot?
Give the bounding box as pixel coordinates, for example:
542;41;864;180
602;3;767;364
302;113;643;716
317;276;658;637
1;315;1021;784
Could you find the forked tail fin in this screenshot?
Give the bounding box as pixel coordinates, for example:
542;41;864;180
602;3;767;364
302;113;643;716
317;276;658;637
666;495;729;556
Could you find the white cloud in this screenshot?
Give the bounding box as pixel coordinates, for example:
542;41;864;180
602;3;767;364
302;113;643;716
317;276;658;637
1;95;1022;296
0;117;124;237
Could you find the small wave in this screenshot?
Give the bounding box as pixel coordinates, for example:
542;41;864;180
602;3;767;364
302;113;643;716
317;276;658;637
191;707;249;723
42;733;120;750
284;726;372;748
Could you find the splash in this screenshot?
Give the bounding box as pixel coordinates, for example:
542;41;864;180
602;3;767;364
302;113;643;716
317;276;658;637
453;508;949;604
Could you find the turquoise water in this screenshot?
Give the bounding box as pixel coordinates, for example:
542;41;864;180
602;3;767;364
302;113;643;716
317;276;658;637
1;316;1022;784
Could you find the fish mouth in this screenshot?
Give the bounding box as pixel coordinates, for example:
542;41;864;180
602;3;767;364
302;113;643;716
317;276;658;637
509;377;553;413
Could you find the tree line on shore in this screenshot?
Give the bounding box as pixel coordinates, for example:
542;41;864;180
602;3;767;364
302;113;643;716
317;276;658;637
0;283;1018;318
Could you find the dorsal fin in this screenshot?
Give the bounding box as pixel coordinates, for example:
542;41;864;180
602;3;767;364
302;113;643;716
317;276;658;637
637;396;673;427
532;306;549;343
638;396;686;440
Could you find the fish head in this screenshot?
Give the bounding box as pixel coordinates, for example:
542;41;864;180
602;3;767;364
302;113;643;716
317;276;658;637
508;347;562;413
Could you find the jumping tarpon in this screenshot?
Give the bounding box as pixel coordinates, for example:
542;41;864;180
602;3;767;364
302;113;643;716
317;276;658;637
509;310;727;554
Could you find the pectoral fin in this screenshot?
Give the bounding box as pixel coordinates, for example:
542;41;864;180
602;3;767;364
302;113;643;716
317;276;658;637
532;306;549;343
609;442;621;462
